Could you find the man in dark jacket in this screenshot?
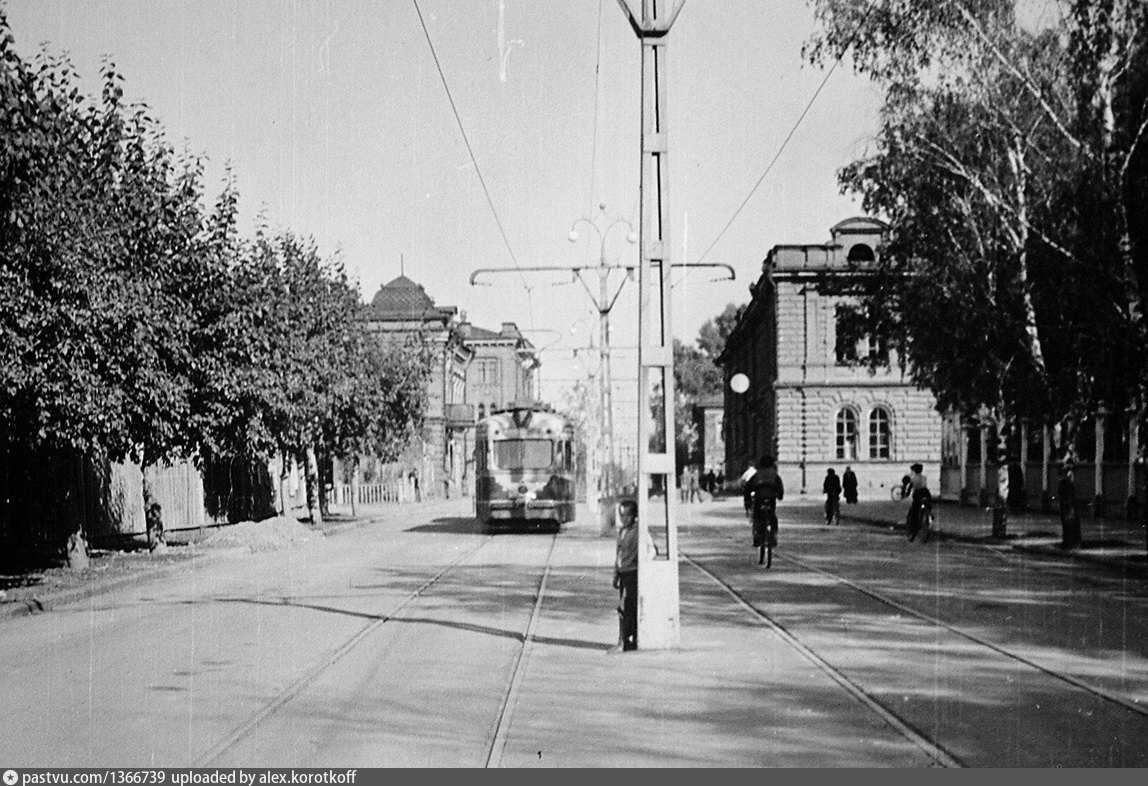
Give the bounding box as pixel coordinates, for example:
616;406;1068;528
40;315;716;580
743;455;784;566
823;468;842;525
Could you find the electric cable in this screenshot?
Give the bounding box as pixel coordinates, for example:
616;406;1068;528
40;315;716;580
693;0;877;267
410;0;536;324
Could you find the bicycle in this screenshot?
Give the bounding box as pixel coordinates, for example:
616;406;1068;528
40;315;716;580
907;493;934;542
749;503;778;568
890;483;911;501
919;505;934;543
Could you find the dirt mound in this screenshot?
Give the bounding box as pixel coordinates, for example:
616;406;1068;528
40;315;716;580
199;515;322;552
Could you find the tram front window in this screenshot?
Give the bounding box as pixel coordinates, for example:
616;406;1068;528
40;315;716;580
493;439;553;469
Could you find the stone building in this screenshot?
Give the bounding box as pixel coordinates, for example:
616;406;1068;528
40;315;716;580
362;275;474;496
717;218;942;499
458;320;539;420
361;275;538;497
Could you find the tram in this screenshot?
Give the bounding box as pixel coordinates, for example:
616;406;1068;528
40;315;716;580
474;401;578;531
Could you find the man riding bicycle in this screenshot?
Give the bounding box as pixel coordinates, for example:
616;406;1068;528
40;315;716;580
743;454;785;565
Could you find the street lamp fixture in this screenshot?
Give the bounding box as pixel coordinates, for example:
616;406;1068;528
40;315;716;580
567;205;638;508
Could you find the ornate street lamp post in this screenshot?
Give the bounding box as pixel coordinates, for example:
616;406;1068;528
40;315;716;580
568;204;638;509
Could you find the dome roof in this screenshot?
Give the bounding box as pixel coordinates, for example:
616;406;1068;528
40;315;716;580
368;275;440;318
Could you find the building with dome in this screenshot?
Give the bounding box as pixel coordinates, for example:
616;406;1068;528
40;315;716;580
361;275;538;496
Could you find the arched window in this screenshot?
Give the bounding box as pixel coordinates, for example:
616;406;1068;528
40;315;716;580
869;407;891;459
847;243;875;263
836;408;858;460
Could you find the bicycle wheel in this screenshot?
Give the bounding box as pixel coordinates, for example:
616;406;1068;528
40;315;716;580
890;485;904;501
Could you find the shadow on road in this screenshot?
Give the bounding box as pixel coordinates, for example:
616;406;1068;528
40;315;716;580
212;595;608;652
404;516;479;534
404;516;563;536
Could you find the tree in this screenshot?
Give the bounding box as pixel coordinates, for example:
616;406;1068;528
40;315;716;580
1;19;222;564
807;0;1148;529
696;302;742;361
1;13;438;561
321;331;432;514
674;338;722;401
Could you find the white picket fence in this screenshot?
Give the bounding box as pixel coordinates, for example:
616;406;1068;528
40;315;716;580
326;478;423;507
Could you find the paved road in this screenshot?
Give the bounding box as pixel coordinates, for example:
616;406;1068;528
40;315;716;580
1;496;1145;767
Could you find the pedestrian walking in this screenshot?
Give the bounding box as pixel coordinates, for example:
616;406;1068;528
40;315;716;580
823;468;841;525
704;468;716;495
1058;460;1081;549
905;462;933;540
842;465;858;504
409;469;421;502
1007;461;1026;512
743;455;785;566
686;466;702;503
612;498;655;651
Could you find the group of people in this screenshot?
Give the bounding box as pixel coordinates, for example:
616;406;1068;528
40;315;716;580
678;466;726;502
820;465;859;526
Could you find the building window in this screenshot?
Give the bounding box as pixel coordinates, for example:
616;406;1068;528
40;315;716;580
836;303;887;365
478;359;500;385
846;243;875;263
869;407;891;459
477;403;486;421
834;306;858;365
836;408;858;460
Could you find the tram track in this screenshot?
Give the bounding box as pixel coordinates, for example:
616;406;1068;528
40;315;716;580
682;553;964;768
192;535;495;766
775;549;1148;721
192;528;561;768
483;534;558;768
683;538;1148;769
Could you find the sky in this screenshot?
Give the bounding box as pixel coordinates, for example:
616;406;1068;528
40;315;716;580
4;0;883;406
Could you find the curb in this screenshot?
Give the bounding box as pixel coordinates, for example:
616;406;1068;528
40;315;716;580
0;552;209;620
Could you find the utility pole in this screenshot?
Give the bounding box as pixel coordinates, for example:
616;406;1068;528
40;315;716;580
569;204;638;510
617;0;686;650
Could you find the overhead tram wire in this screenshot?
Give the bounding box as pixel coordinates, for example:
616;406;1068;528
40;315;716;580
410;0;536;323
587;0;604;218
692;0;878;268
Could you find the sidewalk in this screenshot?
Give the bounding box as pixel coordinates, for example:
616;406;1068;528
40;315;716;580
838;496;1148;574
0;499;461;620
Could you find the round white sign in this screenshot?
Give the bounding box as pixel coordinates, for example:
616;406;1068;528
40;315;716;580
730;373;749;394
